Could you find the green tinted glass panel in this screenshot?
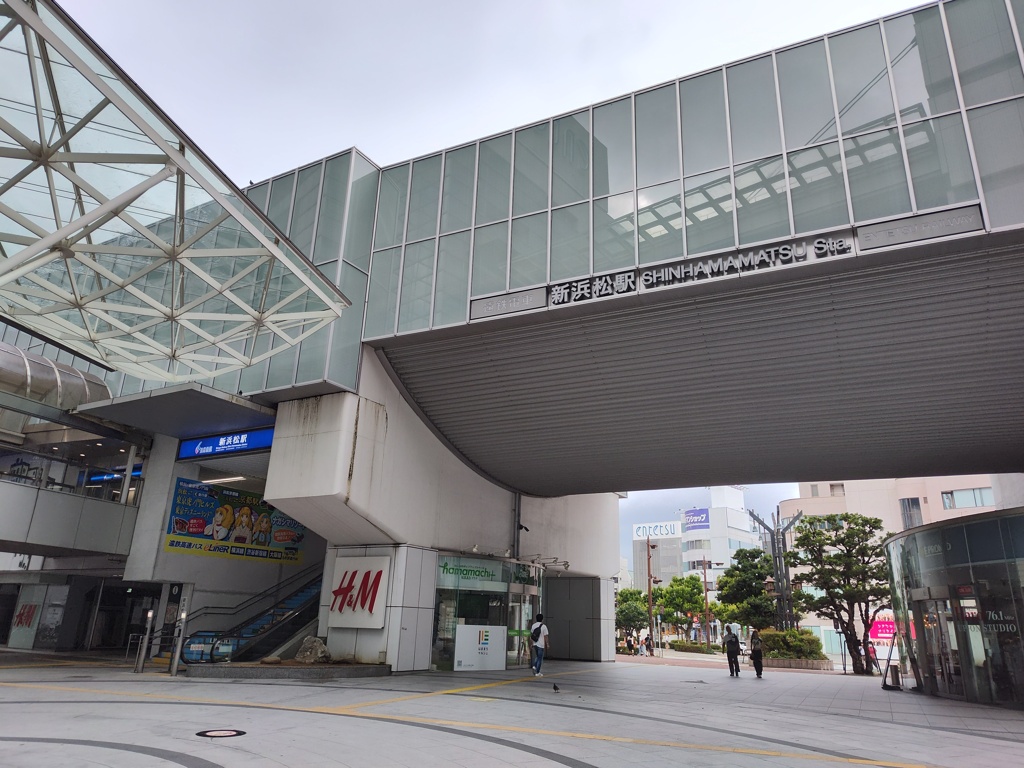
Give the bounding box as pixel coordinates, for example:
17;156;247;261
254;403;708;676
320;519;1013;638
728;56;782;163
905;115;978;210
593;192;635;272
434;231;471;326
476;134;512;225
374;165;410;250
788;142;849;233
636;85;680;187
471;221;508;296
593;98;634;197
552;112;590;206
245;182;269;212
343;155;379;272
685;169;734;254
407;155;442;242
968;98;1024;227
267;173;295;231
843;128;911;221
885;7;959;121
777;41;837;149
680;71;729;176
637;182;682;264
364;248;402;337
398;240;436;332
289;164;322;258
735;156;789;245
946;0;1024;107
550;202;590;281
829;24;897;135
440;145;476;233
513;123;550;216
313;153;351;266
331;263;368;386
510;212;548;289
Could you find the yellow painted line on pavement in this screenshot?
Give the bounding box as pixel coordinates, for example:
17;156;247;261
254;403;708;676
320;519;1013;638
0;680;930;768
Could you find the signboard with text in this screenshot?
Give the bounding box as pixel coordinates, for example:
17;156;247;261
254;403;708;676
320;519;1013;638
327;555;390;629
454;624;506;671
632;521;681;540
177;427;274;460
164;478;306;564
683;508;710;532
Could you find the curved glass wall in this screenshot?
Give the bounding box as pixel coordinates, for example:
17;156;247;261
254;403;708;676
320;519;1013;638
364;0;1024;340
886;507;1024;706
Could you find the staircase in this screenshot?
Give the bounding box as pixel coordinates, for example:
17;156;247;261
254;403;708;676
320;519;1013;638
182;576;322;664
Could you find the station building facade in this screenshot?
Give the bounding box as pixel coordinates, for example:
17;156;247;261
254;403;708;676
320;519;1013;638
2;0;1024;679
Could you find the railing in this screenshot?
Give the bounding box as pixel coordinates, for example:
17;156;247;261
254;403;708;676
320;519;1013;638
0;445;143;503
185;563;322;629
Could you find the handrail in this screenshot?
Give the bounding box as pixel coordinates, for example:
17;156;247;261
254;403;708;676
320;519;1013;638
185;563;322;626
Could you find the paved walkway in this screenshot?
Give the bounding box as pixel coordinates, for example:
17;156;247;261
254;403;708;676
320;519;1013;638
0;648;1020;767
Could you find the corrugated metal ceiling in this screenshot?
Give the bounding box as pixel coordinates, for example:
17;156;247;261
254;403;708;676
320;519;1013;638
375;232;1024;497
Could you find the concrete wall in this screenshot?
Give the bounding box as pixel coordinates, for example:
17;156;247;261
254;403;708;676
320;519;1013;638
542;576;616;662
993;473;1024;508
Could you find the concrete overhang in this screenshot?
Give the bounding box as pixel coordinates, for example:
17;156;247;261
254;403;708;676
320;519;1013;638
75;383;275;440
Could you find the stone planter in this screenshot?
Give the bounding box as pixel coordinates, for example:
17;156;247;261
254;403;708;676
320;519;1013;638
750;657;834;670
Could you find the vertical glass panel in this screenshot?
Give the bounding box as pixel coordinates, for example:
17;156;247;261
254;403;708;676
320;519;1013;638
637;182;683;264
266;336;298;389
398;240;436;333
510;212;548;289
513;123;550;216
331;263;368;386
313;153;350;265
885;7;959;121
245;182;269;212
680;71;730;175
433;231;471;326
968;98;1024;227
593;192;635;272
684;168;735;254
905;114;978;209
296;284;334;384
374;165;410;250
735;156;790;244
440;145;476;233
636;85;680;187
946;0;1024;107
593;98;635;197
552;111;591;206
342;154;379;272
364;247;402;337
476;134;512;225
406;155;442;242
777;41;837;149
288;164;322;258
788;142;850;232
829;24;897;135
550;202;590;281
266;173;295;231
471;221;508;296
843;128;912;221
727;56;783;163
238;334;270;393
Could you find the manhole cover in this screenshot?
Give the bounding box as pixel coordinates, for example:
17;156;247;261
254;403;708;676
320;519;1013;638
196;730;246;738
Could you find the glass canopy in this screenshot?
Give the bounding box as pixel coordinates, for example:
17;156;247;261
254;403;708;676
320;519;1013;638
0;0;348;382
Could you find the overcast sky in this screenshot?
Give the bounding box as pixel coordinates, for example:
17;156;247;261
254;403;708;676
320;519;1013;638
61;0;920;185
55;1;910;563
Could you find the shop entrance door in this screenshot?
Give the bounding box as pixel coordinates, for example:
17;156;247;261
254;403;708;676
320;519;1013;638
507;587;539;669
918;599;964;698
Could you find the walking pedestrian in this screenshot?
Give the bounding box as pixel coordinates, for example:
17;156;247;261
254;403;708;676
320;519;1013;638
750;629;764;678
724;626;741;676
639;634;648;656
867;641;882;674
645;634;653;657
625;635;634;656
530;614;549;677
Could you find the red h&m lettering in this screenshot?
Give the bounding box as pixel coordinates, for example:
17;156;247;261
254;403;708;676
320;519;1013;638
331;569;384;615
13;603;38;628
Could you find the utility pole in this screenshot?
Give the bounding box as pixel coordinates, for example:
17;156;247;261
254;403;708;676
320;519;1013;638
646;536;658;646
749;508;803;630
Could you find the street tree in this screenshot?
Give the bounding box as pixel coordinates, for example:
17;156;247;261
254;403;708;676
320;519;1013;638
787;513;891;675
616;601;649;639
715;548;778;630
658;575;705;636
616;588;644;606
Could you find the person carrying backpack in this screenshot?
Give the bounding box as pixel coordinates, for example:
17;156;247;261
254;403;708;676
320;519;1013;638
724;627;741;676
530;614;549;676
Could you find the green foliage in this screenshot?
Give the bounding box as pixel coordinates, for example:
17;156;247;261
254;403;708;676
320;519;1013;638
668;640;717;654
659;575;705;620
616;601;649;636
715;548;778;629
616;588;645;606
759;629;827;660
787;513;891;674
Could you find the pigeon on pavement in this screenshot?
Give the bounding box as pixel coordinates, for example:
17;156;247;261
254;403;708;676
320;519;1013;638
553;683;560;692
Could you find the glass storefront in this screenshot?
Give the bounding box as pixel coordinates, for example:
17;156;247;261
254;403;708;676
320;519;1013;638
886;507;1024;706
431;555;542;672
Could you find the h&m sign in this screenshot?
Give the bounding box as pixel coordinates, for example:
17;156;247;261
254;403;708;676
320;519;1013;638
327;555;390;629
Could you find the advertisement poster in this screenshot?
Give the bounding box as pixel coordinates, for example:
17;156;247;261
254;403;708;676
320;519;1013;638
454;624;507;671
164;478;306;564
684;508;710;531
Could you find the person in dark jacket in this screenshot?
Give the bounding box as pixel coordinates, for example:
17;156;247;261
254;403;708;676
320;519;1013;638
724;627;741;676
750;629;764;678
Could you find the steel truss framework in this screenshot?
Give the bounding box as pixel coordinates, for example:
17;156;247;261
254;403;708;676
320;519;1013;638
0;0;348;382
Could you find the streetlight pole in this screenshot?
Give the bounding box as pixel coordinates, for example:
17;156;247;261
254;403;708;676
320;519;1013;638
646;536;657;647
702;557;711;650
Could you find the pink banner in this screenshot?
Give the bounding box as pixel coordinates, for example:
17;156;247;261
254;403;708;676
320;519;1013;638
870;620;896;641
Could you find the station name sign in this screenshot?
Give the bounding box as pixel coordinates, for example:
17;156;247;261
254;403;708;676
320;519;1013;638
177;426;275;460
548;232;853;309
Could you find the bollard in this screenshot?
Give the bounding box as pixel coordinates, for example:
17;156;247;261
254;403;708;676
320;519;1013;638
134;609;154;673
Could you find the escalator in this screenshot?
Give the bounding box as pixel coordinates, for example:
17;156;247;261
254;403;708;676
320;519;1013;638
182;576;322;663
